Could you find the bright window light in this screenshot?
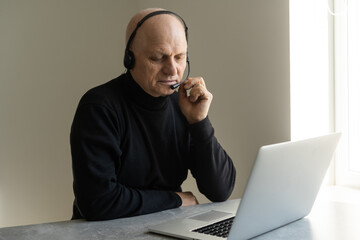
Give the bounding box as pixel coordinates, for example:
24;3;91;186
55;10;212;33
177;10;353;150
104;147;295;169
290;0;331;140
347;0;360;172
335;0;360;187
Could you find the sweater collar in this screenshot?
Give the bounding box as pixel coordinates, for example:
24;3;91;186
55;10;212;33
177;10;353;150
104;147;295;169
125;72;169;110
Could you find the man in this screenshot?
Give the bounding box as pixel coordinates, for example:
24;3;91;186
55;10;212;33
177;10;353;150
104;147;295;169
71;8;236;221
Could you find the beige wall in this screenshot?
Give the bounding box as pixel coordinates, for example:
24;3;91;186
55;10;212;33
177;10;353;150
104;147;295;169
0;0;290;227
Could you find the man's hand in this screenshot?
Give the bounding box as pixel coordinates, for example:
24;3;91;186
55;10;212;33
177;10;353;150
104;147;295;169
176;191;199;206
178;77;213;124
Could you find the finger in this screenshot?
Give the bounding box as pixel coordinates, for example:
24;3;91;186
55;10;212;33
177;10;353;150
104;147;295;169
189;84;212;103
189;87;205;102
183;77;206;90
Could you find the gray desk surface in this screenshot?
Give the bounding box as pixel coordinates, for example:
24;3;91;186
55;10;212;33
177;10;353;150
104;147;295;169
1;187;360;240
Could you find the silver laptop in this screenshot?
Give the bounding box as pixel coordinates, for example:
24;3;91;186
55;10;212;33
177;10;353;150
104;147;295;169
149;133;341;240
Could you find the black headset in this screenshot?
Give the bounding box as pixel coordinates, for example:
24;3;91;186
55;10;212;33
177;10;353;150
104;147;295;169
123;10;190;89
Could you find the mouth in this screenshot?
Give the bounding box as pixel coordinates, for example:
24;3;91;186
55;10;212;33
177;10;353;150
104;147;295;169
158;80;178;86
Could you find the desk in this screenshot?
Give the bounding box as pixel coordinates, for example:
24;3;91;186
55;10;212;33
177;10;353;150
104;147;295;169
1;187;360;240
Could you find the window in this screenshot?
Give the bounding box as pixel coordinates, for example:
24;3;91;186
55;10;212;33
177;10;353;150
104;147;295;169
290;0;332;141
335;0;360;187
290;0;360;187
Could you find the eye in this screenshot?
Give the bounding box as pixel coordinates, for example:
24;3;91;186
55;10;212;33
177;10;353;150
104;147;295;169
149;55;163;62
175;53;186;61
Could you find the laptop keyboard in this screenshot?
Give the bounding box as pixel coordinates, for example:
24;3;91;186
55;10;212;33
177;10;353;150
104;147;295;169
192;217;234;238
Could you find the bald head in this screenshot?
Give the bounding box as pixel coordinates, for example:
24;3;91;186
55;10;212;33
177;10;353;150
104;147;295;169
125;8;164;44
125;8;187;50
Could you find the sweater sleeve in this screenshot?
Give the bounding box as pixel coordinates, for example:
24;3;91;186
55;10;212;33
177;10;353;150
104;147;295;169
187;116;236;202
70;99;181;221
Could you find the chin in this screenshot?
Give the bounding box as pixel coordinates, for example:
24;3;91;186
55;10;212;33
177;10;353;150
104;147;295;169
149;84;175;97
154;88;175;97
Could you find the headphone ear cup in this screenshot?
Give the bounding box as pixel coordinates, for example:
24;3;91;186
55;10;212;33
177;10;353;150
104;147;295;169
123;49;135;69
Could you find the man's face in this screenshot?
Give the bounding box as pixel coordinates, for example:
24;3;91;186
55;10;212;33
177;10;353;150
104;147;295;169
130;15;188;97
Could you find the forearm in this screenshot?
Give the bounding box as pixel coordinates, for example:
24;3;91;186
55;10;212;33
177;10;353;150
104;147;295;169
188;117;236;202
74;182;182;220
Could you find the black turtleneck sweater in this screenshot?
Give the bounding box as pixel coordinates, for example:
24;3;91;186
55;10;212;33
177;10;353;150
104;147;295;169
70;73;236;221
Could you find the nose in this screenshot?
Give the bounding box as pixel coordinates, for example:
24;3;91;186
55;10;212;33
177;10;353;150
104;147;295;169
163;57;177;76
